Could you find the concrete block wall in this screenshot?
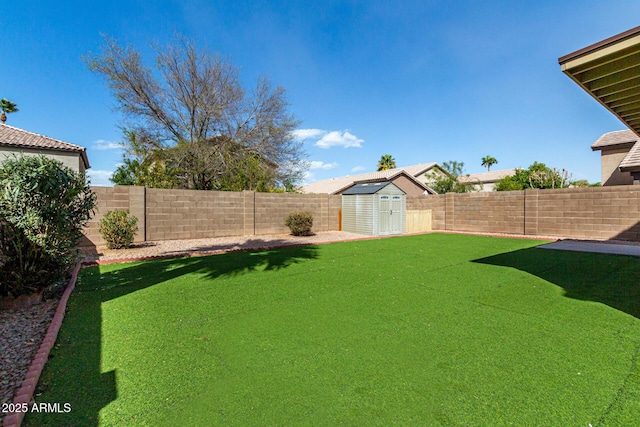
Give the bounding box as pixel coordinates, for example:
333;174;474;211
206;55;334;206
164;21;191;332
83;187;342;247
450;191;525;235
145;188;246;241
83;186;146;247
533;186;640;240
409;185;640;241
83;185;640;247
254;193;341;235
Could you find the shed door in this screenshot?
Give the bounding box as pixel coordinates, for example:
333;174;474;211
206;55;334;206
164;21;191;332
390;195;402;234
379;195;390;234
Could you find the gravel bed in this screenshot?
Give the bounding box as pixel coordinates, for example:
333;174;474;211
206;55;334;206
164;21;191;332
80;230;371;262
0;299;58;419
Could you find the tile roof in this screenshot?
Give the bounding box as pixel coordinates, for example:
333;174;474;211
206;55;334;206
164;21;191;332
458;169;517;183
591;129;638;150
0;124;90;169
619;141;640;171
302;163;439;194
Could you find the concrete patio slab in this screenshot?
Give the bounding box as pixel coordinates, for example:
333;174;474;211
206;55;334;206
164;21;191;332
538;240;640;257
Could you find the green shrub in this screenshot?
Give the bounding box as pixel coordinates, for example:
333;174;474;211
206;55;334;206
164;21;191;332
285;211;314;236
99;210;139;249
0;155;96;298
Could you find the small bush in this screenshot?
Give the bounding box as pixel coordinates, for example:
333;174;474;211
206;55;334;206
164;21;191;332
0;155;96;298
99;210;139;249
285;211;313;236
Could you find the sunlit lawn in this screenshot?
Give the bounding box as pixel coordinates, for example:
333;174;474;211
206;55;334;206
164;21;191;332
26;233;640;426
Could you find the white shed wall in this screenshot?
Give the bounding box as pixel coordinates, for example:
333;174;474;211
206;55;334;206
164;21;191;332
341;183;406;236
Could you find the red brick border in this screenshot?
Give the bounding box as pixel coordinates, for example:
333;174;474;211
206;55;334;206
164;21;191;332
2;262;82;427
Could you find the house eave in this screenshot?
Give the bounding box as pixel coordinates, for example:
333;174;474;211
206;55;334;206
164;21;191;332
591;141;636;151
560;26;640;137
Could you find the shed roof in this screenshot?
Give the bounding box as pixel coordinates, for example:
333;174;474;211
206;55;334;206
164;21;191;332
0;124;90;169
342;182;400;195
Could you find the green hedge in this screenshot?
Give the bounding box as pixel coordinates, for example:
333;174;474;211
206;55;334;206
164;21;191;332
0;155;96;297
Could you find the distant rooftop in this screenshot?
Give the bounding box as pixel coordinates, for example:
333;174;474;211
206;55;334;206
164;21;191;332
0;124;90;169
302;162;439;194
459;169;517;183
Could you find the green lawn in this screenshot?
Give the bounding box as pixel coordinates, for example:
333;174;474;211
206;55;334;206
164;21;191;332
25;233;640;426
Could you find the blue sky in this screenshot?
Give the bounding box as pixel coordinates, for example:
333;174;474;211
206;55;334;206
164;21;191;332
3;1;639;186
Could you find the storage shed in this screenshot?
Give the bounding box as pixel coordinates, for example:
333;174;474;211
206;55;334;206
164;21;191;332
341;182;406;236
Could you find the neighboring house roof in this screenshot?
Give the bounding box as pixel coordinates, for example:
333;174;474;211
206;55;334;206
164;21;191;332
302;162;439;195
342;182;394;195
0;124;90;169
459;169;517;184
393;162;440;177
591;129;638;151
619;142;640;172
591;129;640;173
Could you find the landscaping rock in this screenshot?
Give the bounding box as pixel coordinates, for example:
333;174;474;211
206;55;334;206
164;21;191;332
0;299;57;422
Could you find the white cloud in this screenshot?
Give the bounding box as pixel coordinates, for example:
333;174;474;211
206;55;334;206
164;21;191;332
315;131;363;149
86;170;114;186
292;129;326;140
351;165;365;172
292;128;364;149
93;139;123;150
302;170;315;185
309;160;338;170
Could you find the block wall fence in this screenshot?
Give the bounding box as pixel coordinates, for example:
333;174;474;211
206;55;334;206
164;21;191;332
82;185;640;247
82;187;342;247
406;185;640;241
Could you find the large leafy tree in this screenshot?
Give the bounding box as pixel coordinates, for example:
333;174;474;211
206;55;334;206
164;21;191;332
428;161;479;194
377;154;396;171
495;162;572;191
481;155;498;172
87;35;306;190
0;98;18;124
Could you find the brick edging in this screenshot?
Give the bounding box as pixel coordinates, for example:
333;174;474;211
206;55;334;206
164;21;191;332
2;262;82;427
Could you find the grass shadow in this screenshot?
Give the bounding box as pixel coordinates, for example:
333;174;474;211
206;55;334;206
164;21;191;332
25;244;319;426
474;246;640;319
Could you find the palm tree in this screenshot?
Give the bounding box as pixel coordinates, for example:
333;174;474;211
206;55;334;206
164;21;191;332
377;154;396;171
481;155;498;172
0;98;19;124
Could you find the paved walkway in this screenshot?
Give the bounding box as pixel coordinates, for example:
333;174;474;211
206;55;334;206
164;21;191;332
538;240;640;257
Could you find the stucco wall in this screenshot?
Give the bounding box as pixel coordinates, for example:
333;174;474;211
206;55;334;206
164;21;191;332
390;174;428;196
601;147;633;186
0;146;85;173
